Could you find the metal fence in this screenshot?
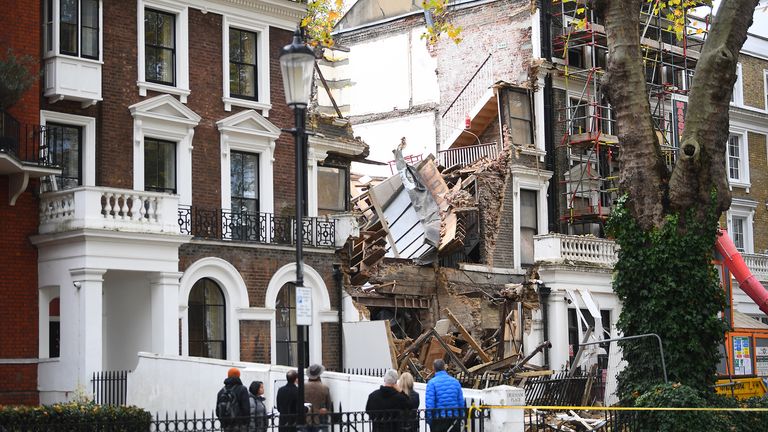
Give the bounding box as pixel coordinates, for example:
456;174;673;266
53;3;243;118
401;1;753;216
92;370;128;406
0;110;59;167
523;371;602;406
178;206;336;248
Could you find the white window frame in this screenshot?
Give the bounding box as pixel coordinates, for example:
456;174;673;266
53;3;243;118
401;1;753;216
217;110;279;215
38;285;60;359
222;15;272;115
763;69;768;111
129;95;200;206
40;110;97;188
731;63;744;107
727;128;750;191
44;0;104;61
727;198;757;254
137;0;190;103
510;166;552;270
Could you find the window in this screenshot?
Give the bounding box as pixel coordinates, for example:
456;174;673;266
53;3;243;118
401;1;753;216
726;132;749;187
144;9;175;86
503;89;534;146
567;47;584;69
569;98;587;134
568;308;611;370
731;63;743;106
732;216;746;252
520;189;538;265
275;283;309;368
46;0;100;59
188;278;226;359
221;16;270;112
728;199;756;254
231;151;260;213
144;138;176;193
229;28;258;100
46;122;82;190
49;298;60;358
317;165;348;215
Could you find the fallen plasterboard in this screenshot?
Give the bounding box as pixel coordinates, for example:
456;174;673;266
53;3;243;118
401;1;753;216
342;320;396;370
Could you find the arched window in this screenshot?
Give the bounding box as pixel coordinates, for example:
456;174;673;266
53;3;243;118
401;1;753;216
188;278;226;359
275;283;308;367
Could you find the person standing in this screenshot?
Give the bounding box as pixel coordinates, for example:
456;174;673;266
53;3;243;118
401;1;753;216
276;370;299;432
248;381;268;432
365;369;412;432
425;359;464;432
398;372;420;431
304;364;332;432
216;367;251;432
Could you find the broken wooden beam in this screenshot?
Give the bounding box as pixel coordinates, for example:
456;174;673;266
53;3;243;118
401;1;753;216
444;308;492;363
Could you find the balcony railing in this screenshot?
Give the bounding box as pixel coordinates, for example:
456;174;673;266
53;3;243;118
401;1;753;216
39;187;180;234
437;142;499;167
534;233;619;267
178;206;336;249
743;253;768;282
1;110;58;167
440;53;494;147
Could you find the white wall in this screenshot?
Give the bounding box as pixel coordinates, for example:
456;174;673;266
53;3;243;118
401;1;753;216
128;353;486;416
351;113;437;177
103;271;153;371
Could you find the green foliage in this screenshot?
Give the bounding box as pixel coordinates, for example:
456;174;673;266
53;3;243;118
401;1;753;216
301;0;343;48
0;49;39;110
634;383;730;431
0;402;152;431
606;194;727;402
421;0;463;46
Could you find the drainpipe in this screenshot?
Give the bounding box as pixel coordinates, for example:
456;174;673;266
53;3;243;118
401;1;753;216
540;0;559;233
538;283;551;368
333;263;344;371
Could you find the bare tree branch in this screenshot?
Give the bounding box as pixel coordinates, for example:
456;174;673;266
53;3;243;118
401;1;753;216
668;0;759;215
600;0;668;229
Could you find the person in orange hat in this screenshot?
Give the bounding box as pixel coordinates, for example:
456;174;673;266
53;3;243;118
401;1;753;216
216;367;251;432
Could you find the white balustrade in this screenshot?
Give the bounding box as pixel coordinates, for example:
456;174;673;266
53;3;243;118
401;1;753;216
438;142;499;167
39;186;181;235
534;233;618;266
743;253;768;282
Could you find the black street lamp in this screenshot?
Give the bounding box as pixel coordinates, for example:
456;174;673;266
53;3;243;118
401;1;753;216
279;28;315;428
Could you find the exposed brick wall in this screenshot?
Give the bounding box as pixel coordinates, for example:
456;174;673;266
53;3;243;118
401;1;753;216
490;172;516;267
0;0;41;405
320;323;340;372
240;320;271;363
740;54;767;111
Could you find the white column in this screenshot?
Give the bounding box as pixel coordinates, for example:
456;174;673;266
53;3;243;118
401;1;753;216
70;268;107;388
548;290;570;371
150;272;182;355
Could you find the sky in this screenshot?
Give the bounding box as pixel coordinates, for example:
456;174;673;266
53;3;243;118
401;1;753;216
703;0;768;38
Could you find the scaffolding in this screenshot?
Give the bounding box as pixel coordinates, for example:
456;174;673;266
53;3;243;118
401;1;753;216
551;0;710;232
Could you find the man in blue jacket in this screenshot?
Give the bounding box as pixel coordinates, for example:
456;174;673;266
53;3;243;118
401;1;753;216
425;359;464;432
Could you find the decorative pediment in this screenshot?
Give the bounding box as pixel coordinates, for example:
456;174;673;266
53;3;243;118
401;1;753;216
216;109;281;139
129;94;201;125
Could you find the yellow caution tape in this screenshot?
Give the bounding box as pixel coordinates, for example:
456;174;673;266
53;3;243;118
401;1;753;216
475;405;768;412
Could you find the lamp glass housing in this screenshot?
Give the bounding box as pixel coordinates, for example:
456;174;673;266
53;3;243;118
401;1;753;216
279;33;315;108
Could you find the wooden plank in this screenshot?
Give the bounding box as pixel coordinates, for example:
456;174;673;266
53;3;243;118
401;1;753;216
472;355;520;373
397;329;433;362
513;370;554;378
384;321;399;369
444;308;492;363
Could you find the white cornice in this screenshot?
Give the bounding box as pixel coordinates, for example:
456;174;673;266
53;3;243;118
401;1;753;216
184;0;305;30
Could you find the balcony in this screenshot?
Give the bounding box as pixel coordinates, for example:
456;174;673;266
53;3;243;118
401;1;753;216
178;206;337;249
1;111;61;205
44;56;102;107
534;233;619;267
743;254;768;282
39;187;180;235
437;142;499;168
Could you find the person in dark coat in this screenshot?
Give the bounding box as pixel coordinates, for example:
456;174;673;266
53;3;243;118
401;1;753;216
218;368;251;432
365;369;412;432
249;381;268;432
276;370;299;432
398;372;420;431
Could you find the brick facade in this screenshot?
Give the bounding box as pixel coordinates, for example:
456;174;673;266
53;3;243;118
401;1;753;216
740;54;767;111
321;323;341;372
240;320;271;363
0;0;41;405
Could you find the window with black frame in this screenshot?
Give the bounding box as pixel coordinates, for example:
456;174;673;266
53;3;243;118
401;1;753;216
188;278;226;360
519;189;538;265
230;151;260;241
317;165;348;216
144;138;176;193
503;88;533;147
229;28;258;100
275;283;309;368
55;0;99;59
46;122;82;190
145;8;175;85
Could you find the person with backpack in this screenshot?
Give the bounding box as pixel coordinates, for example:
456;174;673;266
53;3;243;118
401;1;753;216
216;367;250;432
248;381;268;432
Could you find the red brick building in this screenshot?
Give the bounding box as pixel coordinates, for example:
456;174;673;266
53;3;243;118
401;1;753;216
1;0;364;405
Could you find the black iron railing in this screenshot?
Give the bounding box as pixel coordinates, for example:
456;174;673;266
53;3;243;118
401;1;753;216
0;110;58;167
92;370;128;406
178;206;336;248
523;371;602;406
